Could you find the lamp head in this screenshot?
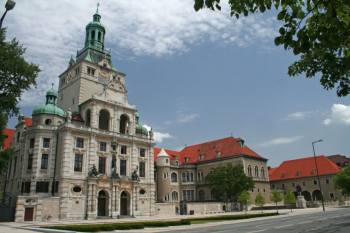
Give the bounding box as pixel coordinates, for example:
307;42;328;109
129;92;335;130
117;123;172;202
312;139;323;144
5;0;16;11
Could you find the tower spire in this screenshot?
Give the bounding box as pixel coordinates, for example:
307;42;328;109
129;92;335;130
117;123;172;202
96;2;100;14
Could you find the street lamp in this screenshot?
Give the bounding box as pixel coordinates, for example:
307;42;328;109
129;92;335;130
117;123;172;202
0;0;16;29
312;139;325;213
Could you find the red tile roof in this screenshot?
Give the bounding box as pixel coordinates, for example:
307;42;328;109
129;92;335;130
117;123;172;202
24;117;32;126
2;128;15;150
154;137;265;165
269;156;340;182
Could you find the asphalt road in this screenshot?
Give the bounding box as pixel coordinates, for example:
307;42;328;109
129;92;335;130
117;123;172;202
162;208;350;233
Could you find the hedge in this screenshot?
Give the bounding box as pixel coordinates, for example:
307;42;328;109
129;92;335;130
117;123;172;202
46;219;190;232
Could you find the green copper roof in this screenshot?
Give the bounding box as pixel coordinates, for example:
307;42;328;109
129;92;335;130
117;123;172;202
135;112;148;136
33;104;66;117
32;89;65;117
136;124;149;136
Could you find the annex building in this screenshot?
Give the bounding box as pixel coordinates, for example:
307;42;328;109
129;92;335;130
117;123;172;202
3;9;156;221
269;156;343;203
154;137;271;215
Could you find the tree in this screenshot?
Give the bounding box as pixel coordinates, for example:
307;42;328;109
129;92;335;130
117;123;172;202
271;190;283;213
255;193;265;213
284;190;296;212
334;164;350;195
194;0;350;97
205;164;254;204
0;28;40;174
238;190;251;213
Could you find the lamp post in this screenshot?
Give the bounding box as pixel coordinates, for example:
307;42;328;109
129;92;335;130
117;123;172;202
0;0;16;29
312;139;325;213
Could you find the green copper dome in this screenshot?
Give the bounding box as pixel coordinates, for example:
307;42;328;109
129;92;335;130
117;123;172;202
135;112;148;136
32;89;66;117
136;124;149;136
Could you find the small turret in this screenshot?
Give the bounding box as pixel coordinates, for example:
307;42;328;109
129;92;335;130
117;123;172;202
156;148;170;167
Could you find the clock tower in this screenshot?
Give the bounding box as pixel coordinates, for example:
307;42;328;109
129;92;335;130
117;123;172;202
57;7;128;112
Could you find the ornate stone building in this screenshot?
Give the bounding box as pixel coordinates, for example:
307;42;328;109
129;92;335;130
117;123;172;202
3;9;155;222
154;137;271;214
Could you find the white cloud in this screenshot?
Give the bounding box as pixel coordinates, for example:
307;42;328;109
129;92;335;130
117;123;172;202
286;111;312;120
323;104;350;125
4;0;276;108
177;113;199;123
143;124;173;143
259;136;303;147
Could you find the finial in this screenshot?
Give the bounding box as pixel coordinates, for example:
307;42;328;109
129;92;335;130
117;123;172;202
51;83;54;89
96;2;100;13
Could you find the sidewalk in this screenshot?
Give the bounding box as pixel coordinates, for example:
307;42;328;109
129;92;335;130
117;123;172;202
0;207;340;233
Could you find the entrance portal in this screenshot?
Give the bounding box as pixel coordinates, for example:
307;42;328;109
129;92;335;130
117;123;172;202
120;191;130;216
24;207;34;221
97;190;109;217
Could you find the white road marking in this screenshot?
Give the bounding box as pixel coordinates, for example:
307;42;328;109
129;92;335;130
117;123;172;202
245;229;268;233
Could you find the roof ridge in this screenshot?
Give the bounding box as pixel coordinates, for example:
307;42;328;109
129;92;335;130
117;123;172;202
181;136;238;150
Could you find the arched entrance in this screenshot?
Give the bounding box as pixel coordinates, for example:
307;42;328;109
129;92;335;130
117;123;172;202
312;190;323;201
302;191;312;201
97;190;109;217
120;191;130;216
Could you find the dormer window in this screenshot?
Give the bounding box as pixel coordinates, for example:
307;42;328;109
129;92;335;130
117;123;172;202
184;157;189;163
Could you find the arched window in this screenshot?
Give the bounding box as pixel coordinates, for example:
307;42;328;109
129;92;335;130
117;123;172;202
85;109;91;127
255;166;259;177
247;165;252;177
261;167;265;178
172;191;178;201
171;172;178;183
211;189;217;201
98;32;102;41
91;30;95;39
119;114;129;134
182;172;186;182
45;119;52;125
99;109;110;130
198;190;205;201
190;172;194;182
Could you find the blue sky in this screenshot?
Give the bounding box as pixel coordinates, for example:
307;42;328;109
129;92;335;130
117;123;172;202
4;0;350;167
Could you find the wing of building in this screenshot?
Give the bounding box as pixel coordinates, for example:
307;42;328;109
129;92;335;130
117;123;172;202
3;8;155;222
269;156;342;202
154;137;271;214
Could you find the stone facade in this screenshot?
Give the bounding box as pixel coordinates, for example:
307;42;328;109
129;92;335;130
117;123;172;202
3;9;155;222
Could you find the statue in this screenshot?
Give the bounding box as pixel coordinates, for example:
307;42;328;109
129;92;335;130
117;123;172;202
66;108;72;123
149;128;154;140
88;165;98;177
111;155;120;179
131;166;139;181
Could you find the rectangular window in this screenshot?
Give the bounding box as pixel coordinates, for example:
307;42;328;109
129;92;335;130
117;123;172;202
120;159;127;176
76;137;84;148
314;180;317;185
139;162;145;178
121;145;127;154
87;67;95;76
13;157;17;177
98;157;106;174
74;154;83;172
43;138;50;148
27;154;33;169
182;190;195;201
21;182;31;193
29;138;35;148
139;148;146;157
36;181;49;193
53;181;59;193
326;179;329;184
41;154;49;169
99;142;107;152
